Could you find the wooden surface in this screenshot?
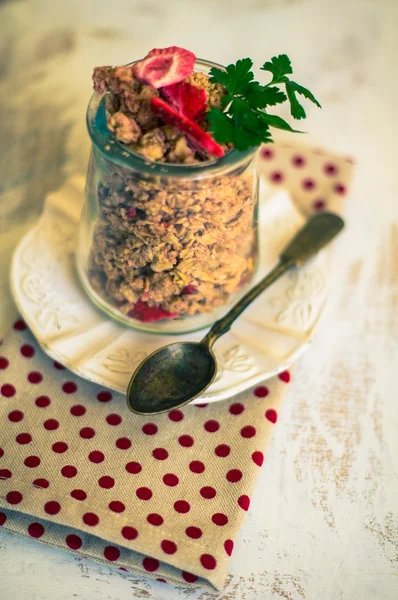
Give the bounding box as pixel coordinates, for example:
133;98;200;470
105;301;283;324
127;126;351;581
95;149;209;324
0;0;397;598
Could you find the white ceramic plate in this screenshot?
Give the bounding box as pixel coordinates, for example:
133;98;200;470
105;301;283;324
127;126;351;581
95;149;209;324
10;176;330;403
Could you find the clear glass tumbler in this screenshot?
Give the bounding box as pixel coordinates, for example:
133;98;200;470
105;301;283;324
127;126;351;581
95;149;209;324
77;59;260;334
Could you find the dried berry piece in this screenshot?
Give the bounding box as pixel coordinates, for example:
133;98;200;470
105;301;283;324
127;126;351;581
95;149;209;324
133;47;196;89
129;301;179;322
181;285;197;295
161;82;207;123
150;97;224;158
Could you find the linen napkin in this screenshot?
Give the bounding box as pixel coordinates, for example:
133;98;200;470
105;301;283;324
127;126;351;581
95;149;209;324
0;141;354;590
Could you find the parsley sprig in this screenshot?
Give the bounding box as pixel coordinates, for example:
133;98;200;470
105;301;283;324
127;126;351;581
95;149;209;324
207;54;321;151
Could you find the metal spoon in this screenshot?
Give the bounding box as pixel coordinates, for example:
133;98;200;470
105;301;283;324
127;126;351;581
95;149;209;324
127;211;344;415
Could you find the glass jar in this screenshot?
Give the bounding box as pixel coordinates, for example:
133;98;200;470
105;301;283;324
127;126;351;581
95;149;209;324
77;59;260;334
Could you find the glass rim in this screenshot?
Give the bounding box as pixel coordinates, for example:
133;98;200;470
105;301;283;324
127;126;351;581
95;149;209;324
86;57;258;179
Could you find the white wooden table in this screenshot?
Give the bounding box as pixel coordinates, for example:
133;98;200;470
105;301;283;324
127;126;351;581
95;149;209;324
1;0;397;598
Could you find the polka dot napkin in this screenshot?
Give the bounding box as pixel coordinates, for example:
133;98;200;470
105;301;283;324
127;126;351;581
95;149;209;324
0;142;354;591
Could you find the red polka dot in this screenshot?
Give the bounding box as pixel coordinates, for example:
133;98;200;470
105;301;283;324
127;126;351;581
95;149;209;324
161;540;177;554
163;473;179;486
80;427;95;439
61;465;77;478
97;390;112;402
215;444;230;457
324;162;338;176
204;419;220;433
53;361;65;370
182;571;198;583
174;500;190;514
0;512;7;526
227;469;242;483
116;437;131;450
261;147;273;159
71;489;87;501
52;442;68;454
143;557;159;572
24;455;40;468
106;413;122;426
334;183;346;195
66;534;82;550
292;155;306;167
21;344;35;358
0;469;12;479
178;434;194;447
254;385;269;398
200;486;216;499
302;178;316;190
241;425;256;438
185;526;202;539
168;409;184;422
44;501;61;515
35;395;51;407
200;554;217;570
83;512;99;526
70;404;86;417
89;451;104;463
252;451;264;466
136;487;152;501
238;495;250;511
189;460;205;474
152;448;168;460
14;319;27;331
142;423;157;435
43;419;59;430
52;441;68;453
6;491;23;504
313;199;327;213
224;539;234;556
265;408;278;423
270;171;284;183
98;476;115;489
212;513;229;526
8;410;24;422
1;384;16;398
33;478;49;489
28;523;45;538
229;402;245;415
16;433;32;445
195;403;208;408
104;546;120;561
156;578;167;583
0;448;3;458
62;381;77;394
147;513;164;526
126;461;142;474
0;357;9;369
28;371;43;384
122;526;138;540
278;370;291;383
109;501;125;513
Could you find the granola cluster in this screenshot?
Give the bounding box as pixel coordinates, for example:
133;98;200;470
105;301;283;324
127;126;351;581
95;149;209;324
88;167;257;318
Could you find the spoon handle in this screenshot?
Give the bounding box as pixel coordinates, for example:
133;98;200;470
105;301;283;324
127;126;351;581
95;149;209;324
201;211;344;348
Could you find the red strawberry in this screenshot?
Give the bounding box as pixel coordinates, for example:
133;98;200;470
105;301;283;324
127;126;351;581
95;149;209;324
150;97;224;158
129;301;179;323
161;82;207;123
133;46;196;89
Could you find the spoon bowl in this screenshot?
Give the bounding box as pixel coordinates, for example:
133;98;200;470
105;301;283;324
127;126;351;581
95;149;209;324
127;342;217;414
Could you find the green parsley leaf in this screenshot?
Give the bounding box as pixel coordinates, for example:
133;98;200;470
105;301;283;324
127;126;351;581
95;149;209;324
260;54;292;83
207;53;320;149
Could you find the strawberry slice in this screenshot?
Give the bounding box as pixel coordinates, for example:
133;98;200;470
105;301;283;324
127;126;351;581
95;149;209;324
161;82;207;123
133;46;196;89
128;301;179;322
150;96;224;158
